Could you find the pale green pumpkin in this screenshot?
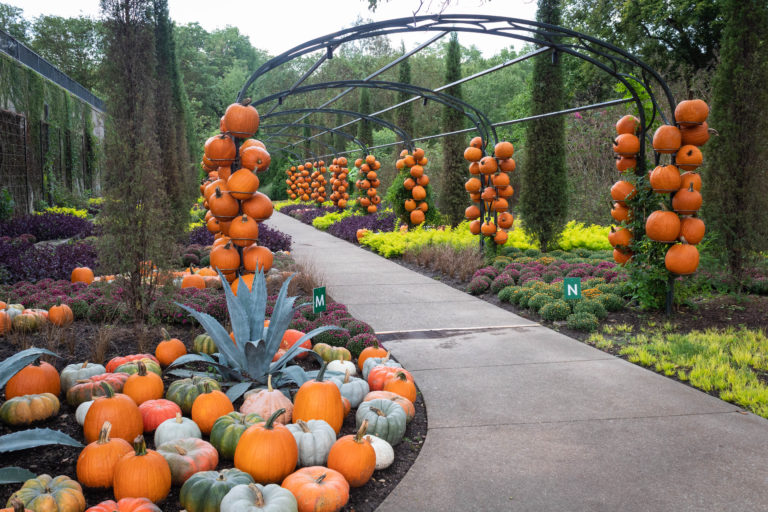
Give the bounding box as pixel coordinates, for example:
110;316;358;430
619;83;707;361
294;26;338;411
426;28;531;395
219;483;297;512
355;399;407;446
286;419;336;467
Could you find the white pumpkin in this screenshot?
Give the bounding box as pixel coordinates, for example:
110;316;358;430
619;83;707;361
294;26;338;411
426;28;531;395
154;412;202;447
60;362;107;392
75;400;93;426
364;434;395;470
286;419;336;467
220;483;297;512
327;359;356;377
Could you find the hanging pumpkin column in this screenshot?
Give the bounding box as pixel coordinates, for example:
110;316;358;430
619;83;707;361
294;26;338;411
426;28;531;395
200;98;276;283
310;162;328;204
464;137;516;245
285;166;298;199
355;155;382;214
397;148;431;225
329;157;350;209
609;115;641;264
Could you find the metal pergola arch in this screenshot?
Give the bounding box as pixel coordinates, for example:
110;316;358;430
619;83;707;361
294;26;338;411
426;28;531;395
253;81;494;151
240;14;677;174
263;132;342;162
259;122;369;155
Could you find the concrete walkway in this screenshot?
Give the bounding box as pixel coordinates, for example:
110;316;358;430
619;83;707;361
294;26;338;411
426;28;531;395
266;212;768;512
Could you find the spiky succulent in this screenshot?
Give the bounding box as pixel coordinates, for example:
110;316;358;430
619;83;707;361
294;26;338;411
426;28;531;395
172;271;339;401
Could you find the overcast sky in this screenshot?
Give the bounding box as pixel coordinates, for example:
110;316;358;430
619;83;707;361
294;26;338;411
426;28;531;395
10;0;539;56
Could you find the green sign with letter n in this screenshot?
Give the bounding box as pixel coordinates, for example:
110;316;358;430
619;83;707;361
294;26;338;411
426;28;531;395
563;278;582;300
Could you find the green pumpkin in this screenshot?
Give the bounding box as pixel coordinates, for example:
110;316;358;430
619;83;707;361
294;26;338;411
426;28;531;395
180;469;254;512
330;371;369;408
166;376;221;415
210;411;263;460
0;393;60;426
286;419;336;467
8;474;86;511
355;398;407;446
194;334;216;355
60;362;107;392
313;343;351;363
114;358;162;376
220;483;297;512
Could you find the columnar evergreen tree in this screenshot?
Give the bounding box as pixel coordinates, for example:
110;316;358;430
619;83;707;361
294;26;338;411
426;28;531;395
153;0;193;237
357;88;374;148
333;113;346;153
520;0;567;251
395;43;414;149
441;32;466;226
98;0;173;322
703;0;768;285
303;124;312;161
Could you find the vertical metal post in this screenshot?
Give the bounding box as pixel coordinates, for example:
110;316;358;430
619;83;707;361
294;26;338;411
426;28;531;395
666;275;674;316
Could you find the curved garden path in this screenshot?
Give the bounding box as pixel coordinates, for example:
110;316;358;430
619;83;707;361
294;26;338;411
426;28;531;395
266;211;768;512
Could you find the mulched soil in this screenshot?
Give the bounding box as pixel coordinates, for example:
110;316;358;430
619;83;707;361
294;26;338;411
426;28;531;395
0;322;426;511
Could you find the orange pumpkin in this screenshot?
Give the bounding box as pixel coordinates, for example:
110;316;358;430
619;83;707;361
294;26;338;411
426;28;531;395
665;243;699;275
649;165;681;193
675;145;703;171
680;171;702;191
223;99;260;138
494;140;514;158
645;211;681;243
613;133;640;156
613;248;633;265
610;180;636;205
652;125;682;154
326;420;376;487
292;363;345;434
48;304;74;327
191;384;234;435
674;99;709;126
77;421;132;488
607;226;632;248
243;244;273;273
181;274;205;290
84;383;144;443
84;497;161;512
672;183;702;214
113;435;172;503
615;115;640;135
155;329;187;367
358;342;387;371
71;266;94;284
123;362;164;405
234;408;298;484
382;370;417;403
281;467;349;512
5;361;60;399
368;366;413;392
679;217;706;245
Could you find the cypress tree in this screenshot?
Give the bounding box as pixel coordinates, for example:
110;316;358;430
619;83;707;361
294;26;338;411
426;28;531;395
703;0;768;285
303;124;312;161
520;0;568;251
357;88;374;148
395;43;414;149
333;113;346;153
98;0;172;323
153;0;193;237
441;32;466;226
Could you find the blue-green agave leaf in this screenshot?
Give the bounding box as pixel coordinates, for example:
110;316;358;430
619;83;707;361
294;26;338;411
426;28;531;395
248;271;268;343
0;348;59;389
271;325;341;371
175;303;242;370
264;274;297;355
220;272;251;353
0;466;36;484
275;365;313;387
244;339;271;379
167;353;244;381
225;381;254;403
0;429;83;453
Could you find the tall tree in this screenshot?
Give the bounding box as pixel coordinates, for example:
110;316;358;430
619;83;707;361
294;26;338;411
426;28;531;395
303;124;312;161
703;0;768;285
0;2;29;41
357;88;374;148
98;0;173;323
520;0;567;251
395;42;414;148
440;32;466;226
152;0;193;237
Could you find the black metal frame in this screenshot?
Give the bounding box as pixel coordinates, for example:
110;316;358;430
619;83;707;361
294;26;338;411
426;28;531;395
260;122;369;154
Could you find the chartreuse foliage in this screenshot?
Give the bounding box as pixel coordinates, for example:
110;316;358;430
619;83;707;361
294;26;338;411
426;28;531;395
312;209;361;230
173;271;339;401
620;328;768;418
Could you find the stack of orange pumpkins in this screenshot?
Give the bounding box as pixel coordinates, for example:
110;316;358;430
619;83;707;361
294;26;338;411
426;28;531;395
354;155;382;214
396;148;430;225
285;165;299;200
198;99;275;283
609;114;641;264
463;137;516;245
309;162;328;204
329;157;350;209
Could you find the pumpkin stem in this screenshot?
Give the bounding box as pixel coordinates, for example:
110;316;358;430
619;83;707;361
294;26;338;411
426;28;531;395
344;369;351;384
267;374;273;393
9;498;25;512
315;473;327;485
316;361;329;382
99;382;115;398
98;421;112;444
175;412;183;423
215;186;223;198
161;328;171;341
395;371;408;381
241;97;252;106
249;483;265;507
81;361;89;368
133;435;147;456
175;445;187;456
297;420;311;433
136;361;147;377
370;406;386;417
241;214;248;222
264;408;286;430
355;419;369;441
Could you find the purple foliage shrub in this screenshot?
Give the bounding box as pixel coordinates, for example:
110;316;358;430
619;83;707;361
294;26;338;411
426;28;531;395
0;238;98;284
326;211;398;243
0;212;93;241
258;223;292;252
346;333;380;357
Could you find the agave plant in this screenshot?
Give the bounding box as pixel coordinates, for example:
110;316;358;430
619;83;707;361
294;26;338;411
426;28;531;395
171;270;340;401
